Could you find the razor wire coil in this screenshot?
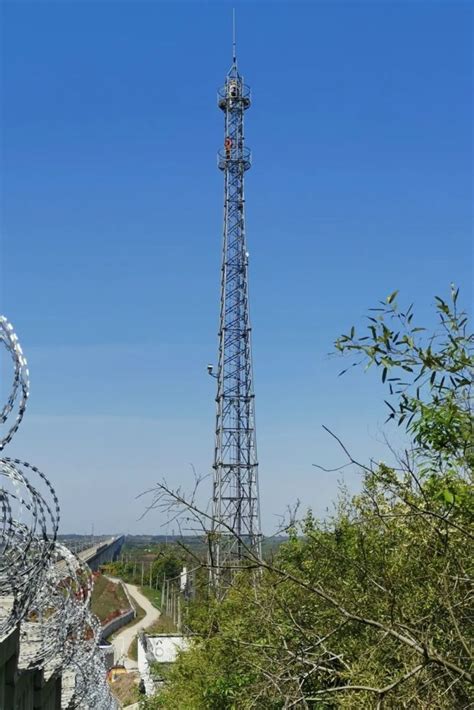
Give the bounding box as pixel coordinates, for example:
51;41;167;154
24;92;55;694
0;316;29;451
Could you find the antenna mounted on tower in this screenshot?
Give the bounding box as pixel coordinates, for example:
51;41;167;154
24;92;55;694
232;8;237;67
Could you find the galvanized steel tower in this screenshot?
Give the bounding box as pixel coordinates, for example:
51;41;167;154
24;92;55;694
210;36;262;584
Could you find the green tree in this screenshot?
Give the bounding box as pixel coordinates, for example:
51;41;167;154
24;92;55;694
151;549;182;588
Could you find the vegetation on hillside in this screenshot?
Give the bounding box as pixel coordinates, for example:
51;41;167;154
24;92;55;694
90;574;130;624
141;288;472;709
104;545;183;591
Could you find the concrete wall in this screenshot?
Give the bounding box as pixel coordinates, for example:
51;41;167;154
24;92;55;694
100;607;135;642
0;628;62;710
145;635;189;664
137;633;190;697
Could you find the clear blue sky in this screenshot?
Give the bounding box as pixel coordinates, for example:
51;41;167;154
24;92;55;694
1;1;472;535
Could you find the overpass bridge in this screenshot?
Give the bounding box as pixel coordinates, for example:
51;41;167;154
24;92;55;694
77;535;125;572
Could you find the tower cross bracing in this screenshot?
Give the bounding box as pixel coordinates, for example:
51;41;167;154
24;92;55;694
210;52;262;582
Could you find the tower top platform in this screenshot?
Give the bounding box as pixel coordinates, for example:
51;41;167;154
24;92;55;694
217;80;251;111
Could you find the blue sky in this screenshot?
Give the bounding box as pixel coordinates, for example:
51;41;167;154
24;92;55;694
1;0;472;535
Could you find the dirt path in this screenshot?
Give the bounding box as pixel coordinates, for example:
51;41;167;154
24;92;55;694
107;578;160;670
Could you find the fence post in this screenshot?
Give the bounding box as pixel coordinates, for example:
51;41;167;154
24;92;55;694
161;575;166;609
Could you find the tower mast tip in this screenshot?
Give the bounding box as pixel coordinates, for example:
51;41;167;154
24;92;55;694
232;8;237;67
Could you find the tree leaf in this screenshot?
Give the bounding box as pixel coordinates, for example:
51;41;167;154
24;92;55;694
443;489;454;504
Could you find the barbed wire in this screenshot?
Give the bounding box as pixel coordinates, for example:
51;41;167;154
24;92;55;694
0;316;118;709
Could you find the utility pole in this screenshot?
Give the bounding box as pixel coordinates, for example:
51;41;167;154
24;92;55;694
149;561;153;588
141;561;144;587
210;25;262;589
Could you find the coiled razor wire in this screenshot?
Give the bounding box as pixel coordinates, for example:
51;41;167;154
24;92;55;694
18;542;93;670
63;613;118;709
0;316;29;451
0;458;60;637
1;316;118;709
64;643;119;709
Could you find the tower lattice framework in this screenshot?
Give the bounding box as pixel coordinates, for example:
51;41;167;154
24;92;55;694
210;55;261;582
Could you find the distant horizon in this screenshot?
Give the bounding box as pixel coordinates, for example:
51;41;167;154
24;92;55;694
58;532;290;539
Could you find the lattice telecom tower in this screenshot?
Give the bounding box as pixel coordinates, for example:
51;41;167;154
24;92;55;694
209;34;262;583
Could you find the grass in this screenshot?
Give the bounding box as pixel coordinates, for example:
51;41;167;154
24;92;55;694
145;613;177;635
129;636;139;662
136;584;179;635
109;671;141;706
138;584;162;610
90;574;131;624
